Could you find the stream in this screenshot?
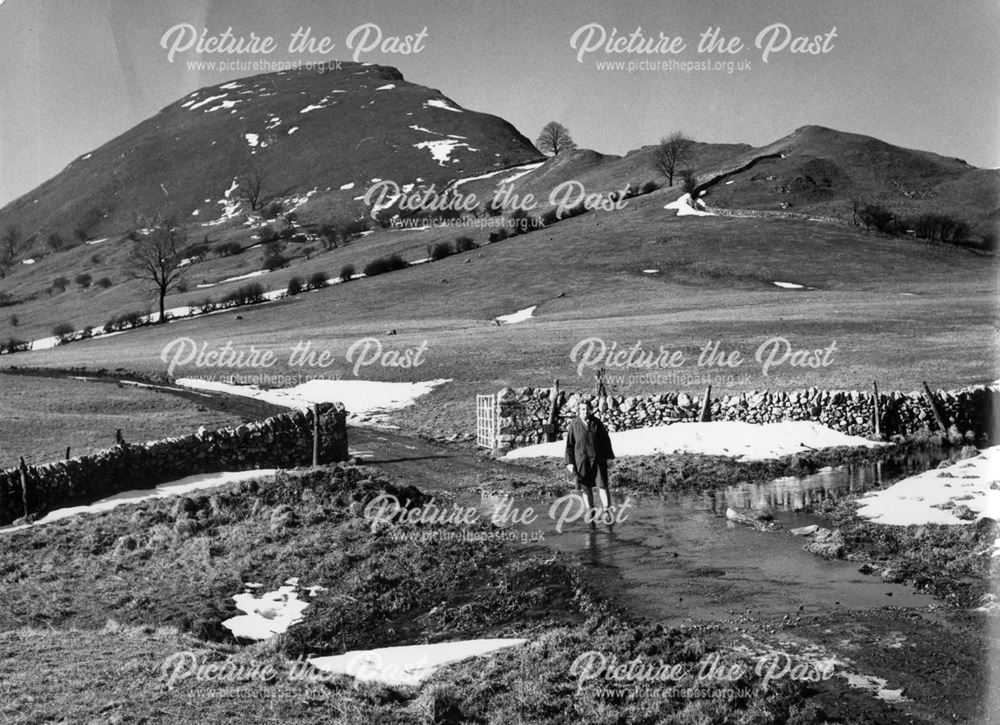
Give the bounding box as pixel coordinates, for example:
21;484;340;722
470;451;960;624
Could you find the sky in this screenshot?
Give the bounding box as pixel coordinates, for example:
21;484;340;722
0;0;997;207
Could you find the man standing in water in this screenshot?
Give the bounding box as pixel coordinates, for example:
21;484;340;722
564;399;616;528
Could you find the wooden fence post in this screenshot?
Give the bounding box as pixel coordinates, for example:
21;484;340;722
312;403;321;467
546;379;560;442
698;385;712;422
18;457;29;520
872;381;882;440
922;381;948;432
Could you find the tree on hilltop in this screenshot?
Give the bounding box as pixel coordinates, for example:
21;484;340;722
651;131;694;186
536;121;577;156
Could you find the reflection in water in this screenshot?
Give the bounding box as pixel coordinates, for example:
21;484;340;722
473;451;952;615
705;448;953;514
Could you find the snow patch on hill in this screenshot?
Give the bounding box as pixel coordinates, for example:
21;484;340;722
202;178;243;226
414;138;469;165
188;93;228;111
409;124;440;135
496;305;537;324
424;98;463;113
665;193;714;217
498;162;544;185
301;98;336;114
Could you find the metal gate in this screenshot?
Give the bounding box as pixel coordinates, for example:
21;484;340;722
476;394;497;449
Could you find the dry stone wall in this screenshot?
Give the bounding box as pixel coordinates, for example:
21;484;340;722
0;404;349;526
495;385;998;450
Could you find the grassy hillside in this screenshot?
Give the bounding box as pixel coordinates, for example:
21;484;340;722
2;191;994;438
699;126;999;233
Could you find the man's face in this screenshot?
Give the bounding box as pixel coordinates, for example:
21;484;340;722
578;403;590;421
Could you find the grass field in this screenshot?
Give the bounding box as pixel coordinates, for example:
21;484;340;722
2;206;996;438
0;465;827;724
0;373;244;470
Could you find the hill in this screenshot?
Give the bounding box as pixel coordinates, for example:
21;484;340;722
0;61;543;247
695;125;999;233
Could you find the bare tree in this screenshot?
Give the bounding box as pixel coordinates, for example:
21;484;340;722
536;121;577;156
0;225;25;278
237;168;267;212
650;132;694;186
125;219;187;323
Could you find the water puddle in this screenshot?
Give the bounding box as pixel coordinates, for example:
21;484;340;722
469;450;955;624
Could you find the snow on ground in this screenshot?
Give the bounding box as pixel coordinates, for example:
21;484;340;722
339;182;355;190
642;269;659;274
283;188;318;214
446;166;514;192
414;138;469;165
498;162;544;186
220;269;267;283
176;379;451;427
301;97;337;113
409;124;440;135
376;83;396;90
21;259;35;265
842;673;908;703
288;126;299;135
773;281;805;289
1;470;276;534
504;421;884;461
423;98;463;113
495;305;537;324
855;446;1000;526
188;93;228;111
665;193;715;217
223;580;310;640
309;639;527;687
201;178;242;227
86;237;109;245
244;133;260;147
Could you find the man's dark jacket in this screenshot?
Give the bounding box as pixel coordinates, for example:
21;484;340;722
564;415;616;471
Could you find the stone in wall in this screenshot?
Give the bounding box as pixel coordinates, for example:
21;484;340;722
488;385;998;452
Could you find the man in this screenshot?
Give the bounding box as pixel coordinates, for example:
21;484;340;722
564;399;616;528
